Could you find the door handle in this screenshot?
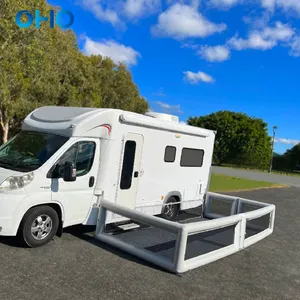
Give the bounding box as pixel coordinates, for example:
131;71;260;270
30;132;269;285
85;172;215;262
89;176;95;187
134;171;139;178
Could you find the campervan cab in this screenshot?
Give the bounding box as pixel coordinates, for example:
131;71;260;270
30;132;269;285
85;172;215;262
0;107;215;247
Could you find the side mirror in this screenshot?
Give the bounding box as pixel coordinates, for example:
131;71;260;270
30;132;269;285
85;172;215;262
63;161;77;182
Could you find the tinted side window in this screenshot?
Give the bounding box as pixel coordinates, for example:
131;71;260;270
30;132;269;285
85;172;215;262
76;142;96;176
120;141;136;190
51;141;96;178
53;144;77;177
164;146;176;163
180;148;204;167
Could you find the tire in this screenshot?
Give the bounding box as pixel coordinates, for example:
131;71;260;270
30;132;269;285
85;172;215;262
18;206;59;248
162;197;180;221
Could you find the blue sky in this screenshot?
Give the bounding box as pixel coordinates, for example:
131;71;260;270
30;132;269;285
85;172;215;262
47;0;300;154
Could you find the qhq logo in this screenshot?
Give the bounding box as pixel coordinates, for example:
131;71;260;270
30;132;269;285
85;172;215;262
16;9;74;29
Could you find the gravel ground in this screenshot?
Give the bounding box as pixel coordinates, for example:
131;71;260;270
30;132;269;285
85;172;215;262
0;187;300;300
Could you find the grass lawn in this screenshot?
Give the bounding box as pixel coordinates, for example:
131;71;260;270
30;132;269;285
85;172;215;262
209;173;283;192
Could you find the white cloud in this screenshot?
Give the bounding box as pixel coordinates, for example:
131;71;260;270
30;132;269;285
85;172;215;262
198;45;230;62
79;0;160;25
229;33;276;50
151;4;226;39
275;138;300;146
261;0;275;10
183;71;215;84
154;101;183;113
181;43;199;50
289;36;300;57
209;0;241;9
83;37;141;66
153;87;166;97
190;0;201;8
262;0;300;14
166;0;201;8
242;13;271;29
229;22;294;51
79;0;124;27
123;0;160;19
263;22;295;41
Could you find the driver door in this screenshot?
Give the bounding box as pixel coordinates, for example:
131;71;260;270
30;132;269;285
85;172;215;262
50;138;100;226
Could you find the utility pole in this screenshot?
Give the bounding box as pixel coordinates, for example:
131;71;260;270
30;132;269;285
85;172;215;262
268;126;278;174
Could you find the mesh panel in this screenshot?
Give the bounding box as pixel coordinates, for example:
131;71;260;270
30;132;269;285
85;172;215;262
239;203;259;213
246;214;271;238
185;225;235;260
104;224;177;262
210;198;234;216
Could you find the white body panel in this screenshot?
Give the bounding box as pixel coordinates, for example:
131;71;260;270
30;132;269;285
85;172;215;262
135;129;212;212
50;138;100;226
0;106;216;236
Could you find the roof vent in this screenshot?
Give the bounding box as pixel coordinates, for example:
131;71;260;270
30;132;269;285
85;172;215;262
145;112;179;123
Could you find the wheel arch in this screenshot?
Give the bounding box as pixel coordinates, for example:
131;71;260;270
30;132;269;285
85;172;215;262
161;191;182;214
17;202;65;237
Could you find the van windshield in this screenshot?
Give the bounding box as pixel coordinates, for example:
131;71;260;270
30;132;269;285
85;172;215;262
0;131;69;172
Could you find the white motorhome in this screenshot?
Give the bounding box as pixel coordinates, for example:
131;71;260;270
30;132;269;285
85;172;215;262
0;106;216;247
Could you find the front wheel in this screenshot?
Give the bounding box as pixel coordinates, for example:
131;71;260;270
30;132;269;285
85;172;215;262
18;206;59;248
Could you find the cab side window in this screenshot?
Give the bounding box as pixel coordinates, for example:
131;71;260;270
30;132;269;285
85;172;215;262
76;142;96;176
51;141;96;178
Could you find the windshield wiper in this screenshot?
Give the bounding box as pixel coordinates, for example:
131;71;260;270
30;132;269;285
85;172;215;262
0;161;22;171
16;162;41;167
0;159;40;172
0;160;14;167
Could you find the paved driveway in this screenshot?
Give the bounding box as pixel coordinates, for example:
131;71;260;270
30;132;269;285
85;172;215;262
1;187;300;300
212;166;300;187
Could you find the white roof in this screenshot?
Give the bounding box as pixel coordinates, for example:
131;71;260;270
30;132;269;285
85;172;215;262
22;106;113;137
31;106;102;121
120;113;212;138
22;106;215;138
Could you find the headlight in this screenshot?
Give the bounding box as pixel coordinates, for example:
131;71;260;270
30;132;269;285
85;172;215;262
0;172;34;191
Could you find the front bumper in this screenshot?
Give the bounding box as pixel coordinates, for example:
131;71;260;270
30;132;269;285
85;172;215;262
0;191;29;236
0;218;15;236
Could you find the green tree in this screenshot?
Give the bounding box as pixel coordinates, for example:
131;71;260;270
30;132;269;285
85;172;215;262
188;111;272;169
0;0;148;144
0;0;59;143
282;144;300;171
272;154;289;171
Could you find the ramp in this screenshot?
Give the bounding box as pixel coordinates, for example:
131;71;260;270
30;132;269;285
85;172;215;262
94;192;275;274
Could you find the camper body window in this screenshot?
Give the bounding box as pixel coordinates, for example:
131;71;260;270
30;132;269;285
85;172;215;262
164;146;176;163
120;141;137;190
180;148;204;167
